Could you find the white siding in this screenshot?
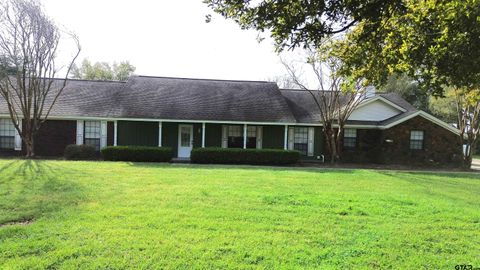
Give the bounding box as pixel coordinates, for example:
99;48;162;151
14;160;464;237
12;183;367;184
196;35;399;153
100;121;107;149
14;119;22;151
76;120;84;145
349;100;401;121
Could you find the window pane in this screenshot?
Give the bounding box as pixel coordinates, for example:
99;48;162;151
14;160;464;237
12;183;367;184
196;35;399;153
228;126;242;137
344;137;356;148
344;129;357;138
247;126;257;137
0;136;14;149
0;119;15;149
294;143;308;155
0;119;15;137
410;130;424;150
410;130;424;140
180;127;191;147
85;138;100;151
227;125;244;148
293;127;308;155
85;121;101;139
343;129;357;148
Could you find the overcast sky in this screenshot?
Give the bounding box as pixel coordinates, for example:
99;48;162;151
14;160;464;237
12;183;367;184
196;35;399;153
42;0;291;82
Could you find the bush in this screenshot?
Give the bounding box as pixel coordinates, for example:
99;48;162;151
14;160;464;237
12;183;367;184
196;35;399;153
101;146;173;162
64;144;97;160
191;147;300;165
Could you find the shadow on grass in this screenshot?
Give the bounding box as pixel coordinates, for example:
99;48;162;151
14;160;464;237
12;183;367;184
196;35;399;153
0;160;86;226
124;161;360;175
379;170;480;181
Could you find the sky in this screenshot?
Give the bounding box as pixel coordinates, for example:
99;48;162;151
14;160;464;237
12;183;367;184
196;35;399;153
42;0;291;82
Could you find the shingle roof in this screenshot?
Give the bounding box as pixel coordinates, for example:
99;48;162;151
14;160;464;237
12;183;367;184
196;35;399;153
279;89;418;125
0;76;297;123
0;78;125;118
114;76;296;122
0;76;422;126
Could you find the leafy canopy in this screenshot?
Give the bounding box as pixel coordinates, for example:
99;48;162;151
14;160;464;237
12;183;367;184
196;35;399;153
335;0;480;95
71;59;135;81
204;0;403;50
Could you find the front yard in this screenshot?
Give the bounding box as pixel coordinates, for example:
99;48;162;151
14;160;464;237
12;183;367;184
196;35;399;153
0;159;479;269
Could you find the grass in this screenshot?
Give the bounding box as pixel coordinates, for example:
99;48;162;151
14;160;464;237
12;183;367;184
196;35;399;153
0;160;479;269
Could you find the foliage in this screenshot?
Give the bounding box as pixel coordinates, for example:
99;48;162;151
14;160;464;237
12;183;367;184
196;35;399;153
191;147;300;165
204;0;402;51
64;144;97;160
0;0;81;157
335;0;480;95
101;146;172;162
0;160;479;268
378;74;429;111
428;89;458;123
71;59;135;81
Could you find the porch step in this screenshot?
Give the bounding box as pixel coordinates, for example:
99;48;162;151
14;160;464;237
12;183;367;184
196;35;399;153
172;157;191;163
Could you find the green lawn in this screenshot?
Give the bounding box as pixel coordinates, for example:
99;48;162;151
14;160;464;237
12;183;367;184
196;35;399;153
0;160;479;269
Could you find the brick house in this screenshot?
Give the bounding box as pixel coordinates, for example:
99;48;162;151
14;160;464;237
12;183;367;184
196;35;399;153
0;76;463;166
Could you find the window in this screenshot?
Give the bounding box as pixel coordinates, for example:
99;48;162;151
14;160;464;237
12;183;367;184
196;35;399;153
84;121;101;150
227;125;243;148
343;129;357;148
410;130;424;150
246;126;257;148
293;127;308;155
0;119;15;149
180;126;191;147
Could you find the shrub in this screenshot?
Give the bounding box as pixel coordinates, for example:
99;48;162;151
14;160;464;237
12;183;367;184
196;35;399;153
191;147;300;165
101;146;173;162
64;144;97;160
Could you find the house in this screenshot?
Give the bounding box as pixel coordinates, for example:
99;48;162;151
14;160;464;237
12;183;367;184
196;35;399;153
0;76;463;165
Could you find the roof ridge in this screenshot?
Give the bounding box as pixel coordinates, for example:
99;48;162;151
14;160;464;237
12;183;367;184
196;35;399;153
64;78;127;83
135;75;273;84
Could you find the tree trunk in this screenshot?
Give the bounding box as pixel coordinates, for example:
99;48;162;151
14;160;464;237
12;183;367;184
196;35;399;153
23;135;35;158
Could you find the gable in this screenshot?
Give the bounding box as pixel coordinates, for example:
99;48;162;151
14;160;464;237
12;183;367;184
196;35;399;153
349;99;402;121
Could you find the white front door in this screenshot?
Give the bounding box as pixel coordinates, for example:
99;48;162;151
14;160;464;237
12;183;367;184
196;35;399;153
178;124;193;158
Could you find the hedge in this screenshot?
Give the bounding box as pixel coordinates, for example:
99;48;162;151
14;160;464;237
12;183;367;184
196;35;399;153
64;144;97;160
101;146;173;162
190;147;300;165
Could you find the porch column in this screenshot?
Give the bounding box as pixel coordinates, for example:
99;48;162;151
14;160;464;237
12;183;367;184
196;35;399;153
158;121;162;147
113;121;118;146
284;125;288;150
201;122;206;148
243;124;247;149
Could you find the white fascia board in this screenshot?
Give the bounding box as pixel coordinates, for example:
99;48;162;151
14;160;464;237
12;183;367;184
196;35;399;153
355;96;407;112
5;112;457;134
380;111;460;135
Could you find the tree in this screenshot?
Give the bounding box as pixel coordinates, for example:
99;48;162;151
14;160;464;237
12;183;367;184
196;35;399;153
333;0;480;168
71;59;135;81
0;0;80;157
429;90;457;124
378;74;429;112
204;0;403;50
281;44;366;163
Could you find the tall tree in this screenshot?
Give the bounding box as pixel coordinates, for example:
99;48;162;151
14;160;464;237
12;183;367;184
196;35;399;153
204;0;403;50
281;45;366;163
333;0;480;167
0;0;80;157
71;59;135;81
378;74;429;112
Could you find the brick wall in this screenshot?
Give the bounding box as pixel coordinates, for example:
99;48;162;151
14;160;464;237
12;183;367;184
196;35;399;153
341;116;463;166
380;116;462;166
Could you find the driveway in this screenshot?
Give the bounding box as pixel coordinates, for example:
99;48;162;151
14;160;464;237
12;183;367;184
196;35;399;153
472;158;480;171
